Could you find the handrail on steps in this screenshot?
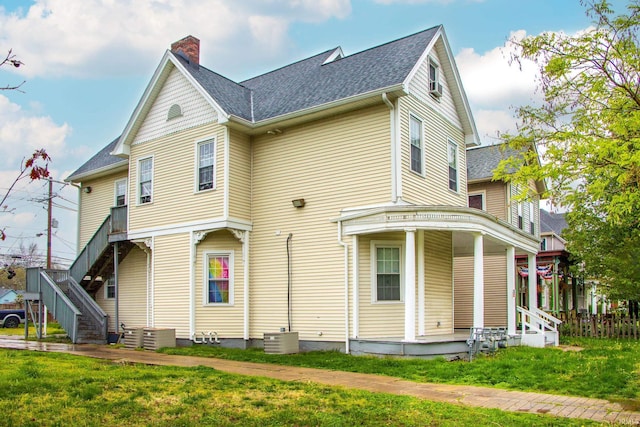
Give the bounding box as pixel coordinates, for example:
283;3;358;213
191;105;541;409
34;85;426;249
533;307;562;330
66;275;108;339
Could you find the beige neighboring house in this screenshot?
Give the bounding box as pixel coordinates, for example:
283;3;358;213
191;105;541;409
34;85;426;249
29;27;543;355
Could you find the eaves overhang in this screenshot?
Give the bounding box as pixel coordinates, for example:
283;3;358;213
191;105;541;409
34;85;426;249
334;204;540;255
65;160;128;183
225;84;406;135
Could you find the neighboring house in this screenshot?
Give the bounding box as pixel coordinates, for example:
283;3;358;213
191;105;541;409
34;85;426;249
33;27;543;354
463;144;562;346
0;287;18;304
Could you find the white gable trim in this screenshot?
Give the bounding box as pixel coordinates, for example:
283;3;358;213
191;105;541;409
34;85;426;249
403;26;480;147
112;51;230;157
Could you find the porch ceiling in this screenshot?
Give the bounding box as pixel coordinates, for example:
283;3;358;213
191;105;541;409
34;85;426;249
336;204;539;256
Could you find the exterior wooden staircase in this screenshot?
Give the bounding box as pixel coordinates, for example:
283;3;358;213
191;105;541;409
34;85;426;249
26;206;130;343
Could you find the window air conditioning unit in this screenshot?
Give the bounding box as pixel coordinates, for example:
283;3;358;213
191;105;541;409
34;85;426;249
429;82;443;98
264;331;299;354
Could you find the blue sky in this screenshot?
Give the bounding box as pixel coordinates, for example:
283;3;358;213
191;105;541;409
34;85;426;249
0;0;630;266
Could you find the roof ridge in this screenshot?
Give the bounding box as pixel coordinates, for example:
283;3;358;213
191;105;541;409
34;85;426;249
240;48;338;85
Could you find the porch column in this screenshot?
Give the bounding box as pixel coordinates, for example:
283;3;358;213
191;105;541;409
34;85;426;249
506;246;516;335
528;252;538;311
417;230;425;336
473;232;484;329
404;229;416;341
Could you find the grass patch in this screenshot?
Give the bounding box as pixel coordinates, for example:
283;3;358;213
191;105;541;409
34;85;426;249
0;349;601;426
1;321;67;337
160;337;640;405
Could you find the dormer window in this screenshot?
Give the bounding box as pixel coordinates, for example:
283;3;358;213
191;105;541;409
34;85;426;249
167;104;182;121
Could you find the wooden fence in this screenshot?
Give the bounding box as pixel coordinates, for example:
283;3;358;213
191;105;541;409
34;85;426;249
559;313;639;339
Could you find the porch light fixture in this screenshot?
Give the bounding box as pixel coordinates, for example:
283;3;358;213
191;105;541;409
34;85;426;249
291;198;305;208
83;186;92;194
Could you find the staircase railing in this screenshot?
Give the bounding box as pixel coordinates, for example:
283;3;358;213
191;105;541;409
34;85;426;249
533;307;561;346
517;306;546;348
26;267;81;343
69;216;110;283
67;276;108;340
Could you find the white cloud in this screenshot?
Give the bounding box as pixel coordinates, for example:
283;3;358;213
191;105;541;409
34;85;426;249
455;30;541;142
0;95;71;169
0;0;352;79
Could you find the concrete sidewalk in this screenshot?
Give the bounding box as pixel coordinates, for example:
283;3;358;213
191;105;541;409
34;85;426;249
0;337;638;425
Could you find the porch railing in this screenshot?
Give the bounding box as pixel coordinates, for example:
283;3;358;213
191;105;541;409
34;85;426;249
517;306;558;347
26;267;81;343
110;205;127;235
66;275;108;340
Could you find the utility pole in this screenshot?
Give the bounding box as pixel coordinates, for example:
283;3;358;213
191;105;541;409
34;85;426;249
47;178;52;269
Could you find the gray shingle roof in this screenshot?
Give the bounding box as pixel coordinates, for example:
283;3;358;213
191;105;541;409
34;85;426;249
466;143;525;181
66;137;126;181
69;26;441;180
184;26;440;122
540;209;567;236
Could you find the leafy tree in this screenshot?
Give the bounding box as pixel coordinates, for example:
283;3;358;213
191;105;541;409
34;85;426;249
0;50;51;241
494;0;640;299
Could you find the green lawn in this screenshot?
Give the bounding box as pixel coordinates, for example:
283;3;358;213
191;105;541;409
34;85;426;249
0;349;603;426
160;337;640;408
1;321;67;338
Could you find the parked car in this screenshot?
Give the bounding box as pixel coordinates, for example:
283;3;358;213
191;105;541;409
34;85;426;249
0;309;26;328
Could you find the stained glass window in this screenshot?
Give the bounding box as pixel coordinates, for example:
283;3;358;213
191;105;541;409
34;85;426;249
207;254;230;304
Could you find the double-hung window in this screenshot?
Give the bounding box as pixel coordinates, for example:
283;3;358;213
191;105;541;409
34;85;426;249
115;178;127;207
529;202;535;235
138;157;153;204
447;140;458;192
205;252;233;305
517;203;524;229
409;115;423;174
197;140;214;191
104;278;115;299
468;193;484;210
373;243;402;302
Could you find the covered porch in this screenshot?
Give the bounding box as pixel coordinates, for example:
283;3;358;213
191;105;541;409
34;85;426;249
337;205;541;355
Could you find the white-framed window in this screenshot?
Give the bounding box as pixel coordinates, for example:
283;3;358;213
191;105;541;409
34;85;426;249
197;139;215;191
104;278;115;299
371;241;403;302
114;178;127;207
138;157;153;204
529;202;535;235
409;114;423;175
204;251;234;305
468;192;485;210
540;237;547;251
428;57;441;97
447;139;458;192
517;203;523;229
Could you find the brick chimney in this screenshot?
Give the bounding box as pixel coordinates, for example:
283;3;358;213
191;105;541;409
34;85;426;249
171;35;200;66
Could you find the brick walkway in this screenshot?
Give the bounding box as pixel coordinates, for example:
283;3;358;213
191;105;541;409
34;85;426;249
0;337;638;425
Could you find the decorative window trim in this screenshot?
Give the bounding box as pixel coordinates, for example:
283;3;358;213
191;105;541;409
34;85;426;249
137;156;154;205
409;113;424;176
195;138;216;193
468;191;486;211
203;251;234;306
370;240;404;304
447;139;459;193
114;178;127;207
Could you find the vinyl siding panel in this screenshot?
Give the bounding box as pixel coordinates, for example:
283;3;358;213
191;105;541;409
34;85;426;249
129;122;226;231
152;233;190;338
78;170;129;248
133;66;217;146
454;254;507;328
94;245;148;331
357;232;405;338
228;129;251;221
250;105;391;341
400;94;467;207
424;231;453;335
407;46;461;129
468;181;507;220
194;230;244;336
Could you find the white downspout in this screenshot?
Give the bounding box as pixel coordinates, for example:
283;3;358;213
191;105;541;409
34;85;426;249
243;231;249;341
189;232;196;339
382;93;401;203
338;220;349;354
